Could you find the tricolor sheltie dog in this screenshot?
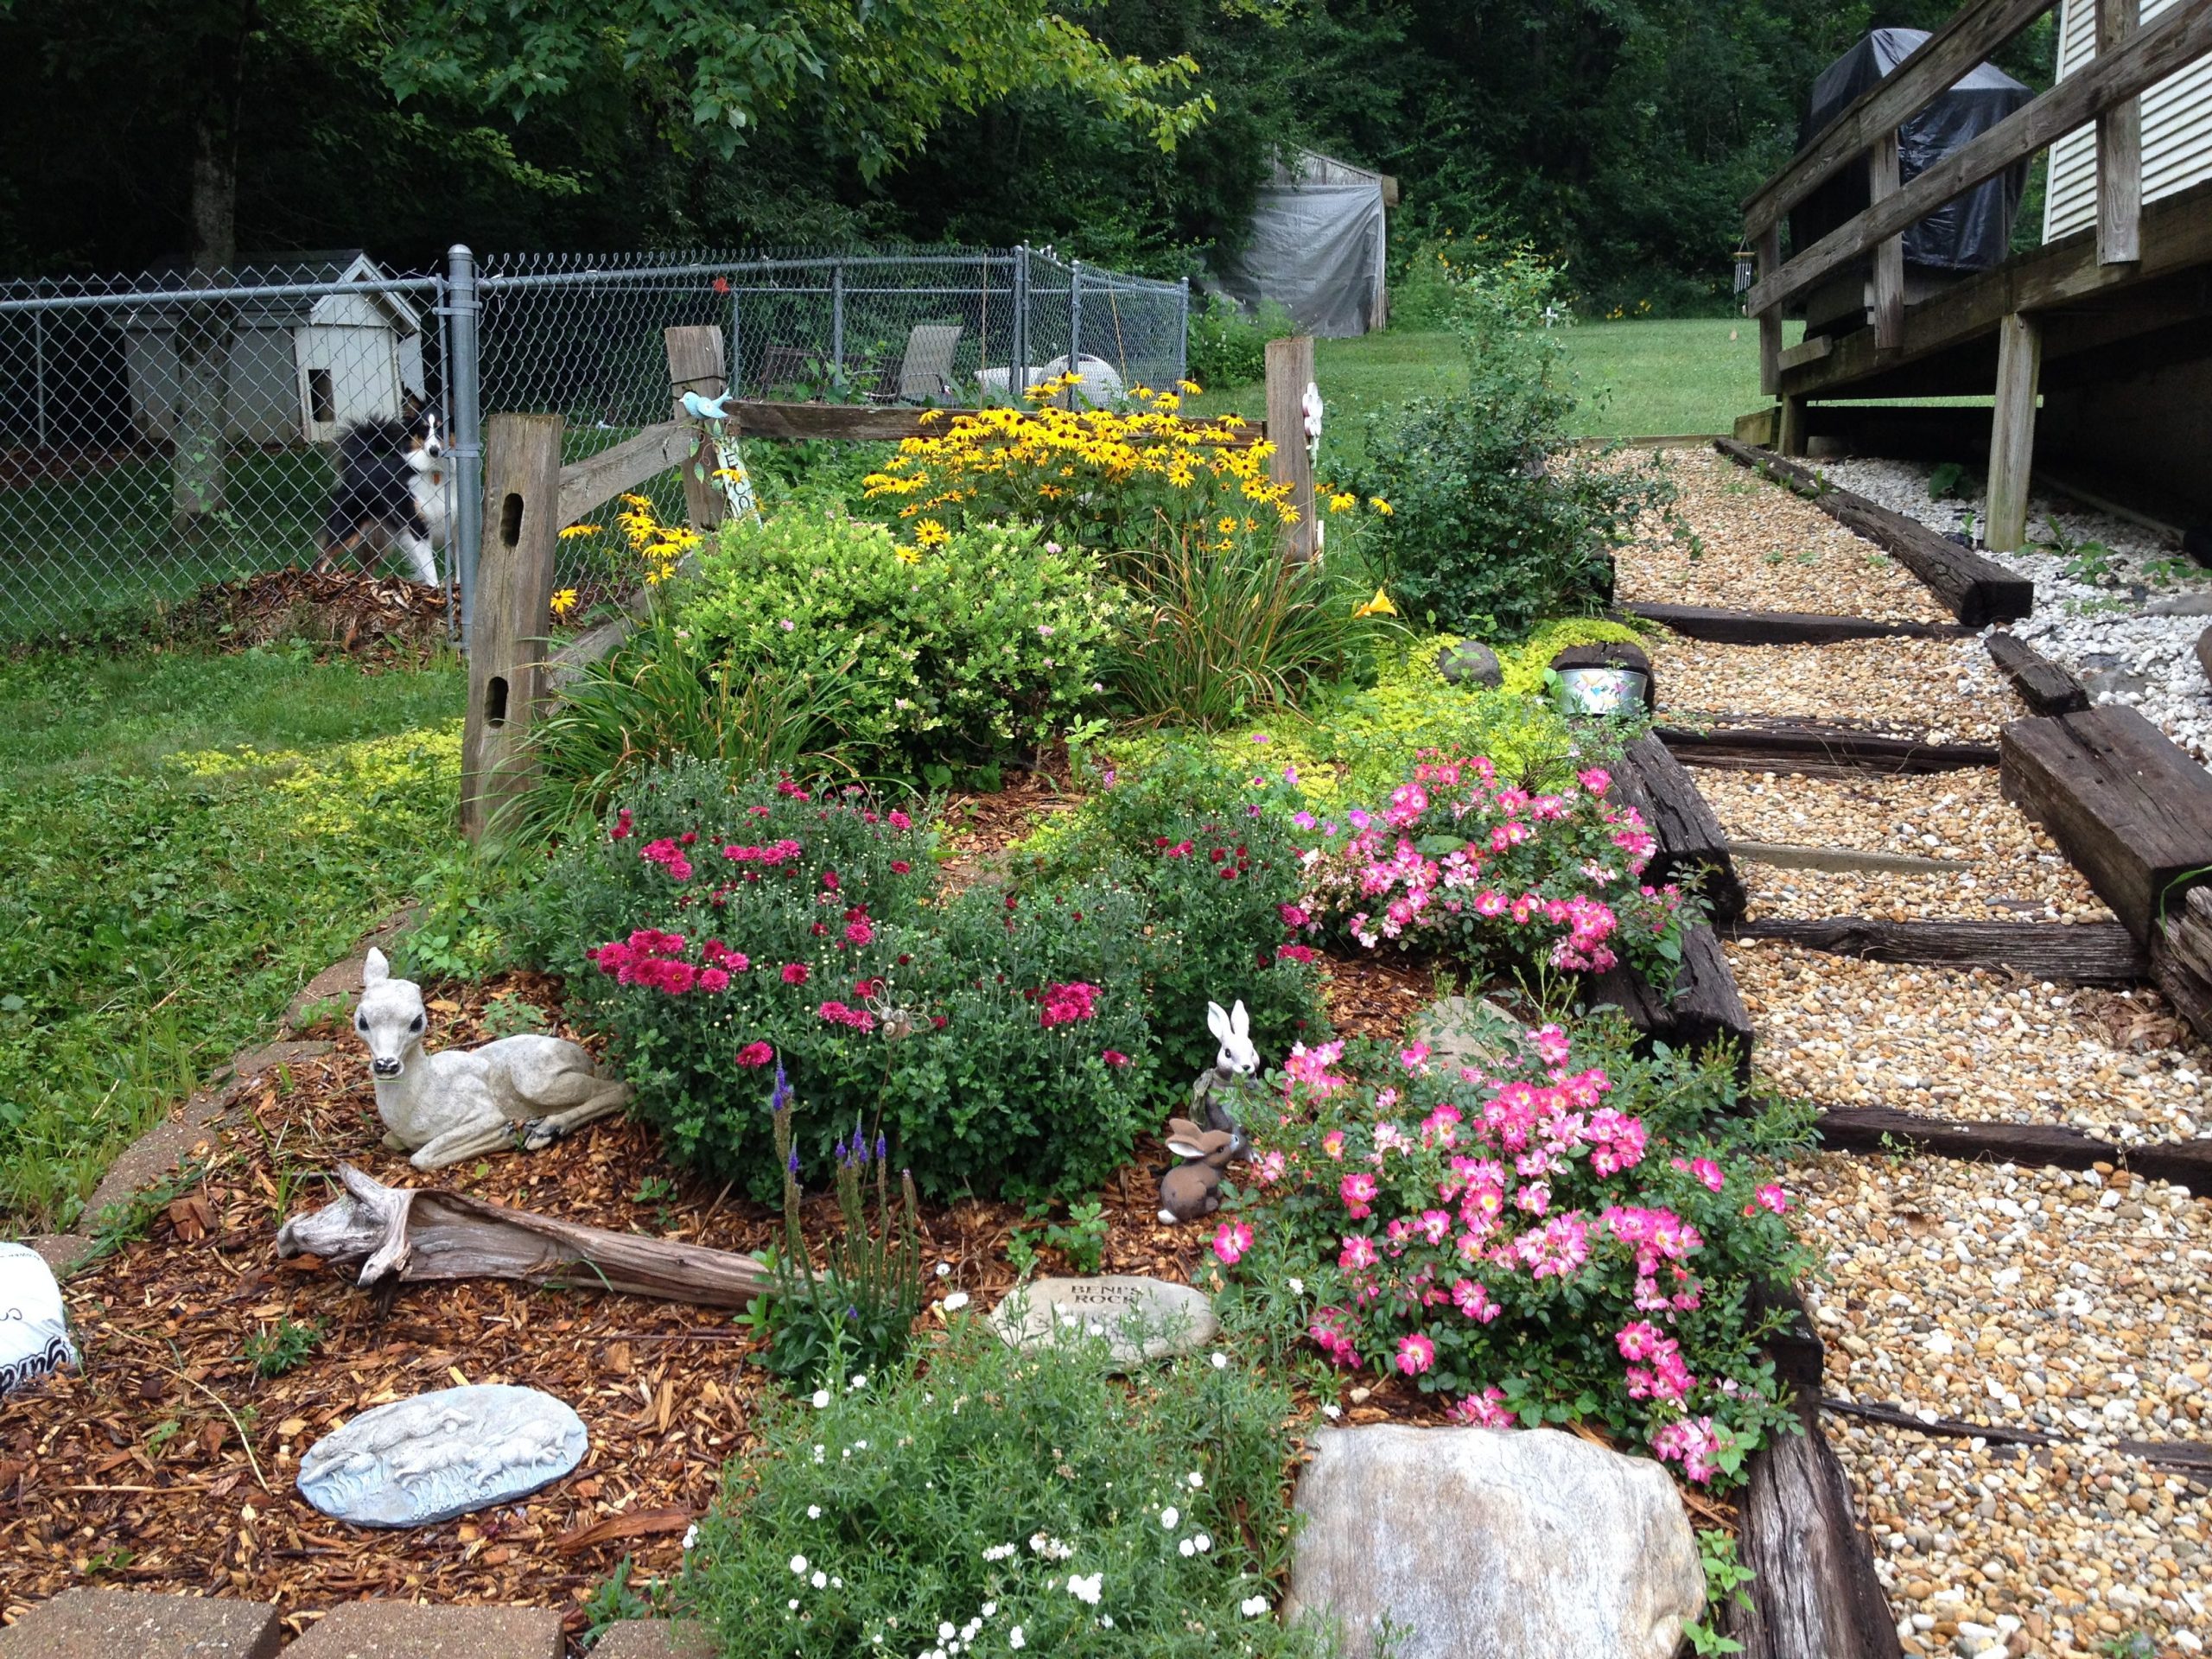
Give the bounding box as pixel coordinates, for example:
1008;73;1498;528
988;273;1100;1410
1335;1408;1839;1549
316;399;449;586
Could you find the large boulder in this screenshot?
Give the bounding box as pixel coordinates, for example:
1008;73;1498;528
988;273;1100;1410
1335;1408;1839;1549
1285;1425;1704;1659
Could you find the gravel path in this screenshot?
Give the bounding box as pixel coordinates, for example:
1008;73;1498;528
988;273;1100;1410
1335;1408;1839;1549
1795;1153;2212;1656
1699;769;2111;923
1815;456;2212;768
1731;941;2209;1143
1648;633;2028;740
1618;450;1954;622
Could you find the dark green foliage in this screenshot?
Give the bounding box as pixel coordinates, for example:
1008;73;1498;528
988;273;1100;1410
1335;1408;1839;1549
243;1317;325;1378
1184;295;1296;390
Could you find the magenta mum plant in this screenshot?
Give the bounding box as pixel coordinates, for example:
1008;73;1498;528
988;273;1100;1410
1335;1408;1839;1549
1217;1015;1813;1487
1288;754;1696;986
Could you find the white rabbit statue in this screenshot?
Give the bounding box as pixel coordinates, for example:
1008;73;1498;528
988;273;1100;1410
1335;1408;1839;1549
1189;998;1261;1157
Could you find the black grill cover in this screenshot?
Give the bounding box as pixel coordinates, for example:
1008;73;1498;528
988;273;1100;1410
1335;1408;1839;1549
1791;29;2032;274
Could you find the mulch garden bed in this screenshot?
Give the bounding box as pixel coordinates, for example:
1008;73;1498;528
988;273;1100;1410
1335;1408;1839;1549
0;943;1471;1647
159;569;454;664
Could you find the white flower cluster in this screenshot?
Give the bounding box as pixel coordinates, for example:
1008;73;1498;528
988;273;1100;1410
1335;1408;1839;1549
981;1541;1018;1562
1027;1532;1075;1560
908;1598;1001;1659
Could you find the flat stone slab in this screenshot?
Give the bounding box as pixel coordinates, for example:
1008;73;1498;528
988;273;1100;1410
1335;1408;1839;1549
1285;1425;1703;1659
298;1384;586;1529
0;1589;281;1658
588;1623;717;1659
1728;839;1972;874
988;1274;1218;1367
289;1603;562;1659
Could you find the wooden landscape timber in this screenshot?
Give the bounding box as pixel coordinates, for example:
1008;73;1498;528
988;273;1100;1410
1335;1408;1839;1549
1586;923;1754;1080
1811;1102;2212;1192
1820;1396;2212;1475
1713;440;2033;625
1728;917;2147;982
2150;919;2212;1049
1657;719;2000;776
1618;601;1974;645
1984;631;2091;715
1612;732;1747;924
1725;1395;1906;1659
1999;704;2212;942
274;1163;777;1308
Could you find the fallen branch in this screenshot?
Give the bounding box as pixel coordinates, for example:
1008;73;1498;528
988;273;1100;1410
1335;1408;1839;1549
275;1164;775;1309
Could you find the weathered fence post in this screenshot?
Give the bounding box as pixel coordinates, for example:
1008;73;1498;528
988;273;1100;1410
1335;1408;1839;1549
664;325;728;534
1265;334;1319;563
1869;130;1904;351
461;412;563;840
1986;310;2043;552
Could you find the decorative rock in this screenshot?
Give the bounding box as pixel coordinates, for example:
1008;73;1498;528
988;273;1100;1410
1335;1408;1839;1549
297;1383;586;1528
0;1241;77;1395
1436;639;1503;688
988;1275;1219;1367
0;1589;281;1659
1284;1425;1704;1659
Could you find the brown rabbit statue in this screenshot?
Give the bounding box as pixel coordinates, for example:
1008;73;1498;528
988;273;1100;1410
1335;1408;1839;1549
1157;1118;1238;1224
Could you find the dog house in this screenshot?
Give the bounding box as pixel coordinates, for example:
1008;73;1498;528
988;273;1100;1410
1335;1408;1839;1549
112;251;427;448
1211;148;1396;337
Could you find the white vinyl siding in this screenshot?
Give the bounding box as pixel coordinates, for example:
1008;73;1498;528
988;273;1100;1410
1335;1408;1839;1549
2044;0;2212;241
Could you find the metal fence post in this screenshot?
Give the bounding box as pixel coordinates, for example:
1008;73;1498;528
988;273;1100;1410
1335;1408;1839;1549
830;261;846;380
31;308;46;448
1068;259;1084;405
1176;276;1191;389
1012;245;1030;397
446;243;484;648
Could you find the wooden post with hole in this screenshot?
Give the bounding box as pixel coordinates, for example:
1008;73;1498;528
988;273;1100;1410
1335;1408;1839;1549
1265;334;1319;563
664;325;728;534
461;412;563;841
2097;0;2144;265
1870;130;1904;351
1986;311;2044;553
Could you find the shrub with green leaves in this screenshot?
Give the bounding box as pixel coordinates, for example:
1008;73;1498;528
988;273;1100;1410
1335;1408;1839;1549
675;509;1120;777
523;760;1158;1202
1351;254;1678;640
1184;293;1298;390
681;1319;1334;1658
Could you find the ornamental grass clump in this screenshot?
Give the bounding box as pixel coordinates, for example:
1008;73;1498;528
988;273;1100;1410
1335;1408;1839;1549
680;1318;1334;1658
1216;1016;1815;1488
1291;753;1698;989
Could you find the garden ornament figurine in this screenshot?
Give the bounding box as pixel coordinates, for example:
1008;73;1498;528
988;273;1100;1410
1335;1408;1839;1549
1157;1118;1237;1224
1190;999;1261;1157
353;949;632;1170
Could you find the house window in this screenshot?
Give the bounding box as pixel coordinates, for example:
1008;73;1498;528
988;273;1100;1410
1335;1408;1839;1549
307;367;335;426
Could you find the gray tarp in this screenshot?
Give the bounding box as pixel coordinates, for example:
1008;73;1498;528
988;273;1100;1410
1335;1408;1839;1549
1214;172;1387;339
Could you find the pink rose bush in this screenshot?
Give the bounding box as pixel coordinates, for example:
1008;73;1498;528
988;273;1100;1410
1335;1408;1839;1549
1220;1017;1814;1487
1289;755;1697;984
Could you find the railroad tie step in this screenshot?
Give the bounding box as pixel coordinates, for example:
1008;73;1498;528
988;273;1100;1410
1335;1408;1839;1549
286;1602;564;1659
0;1588;282;1659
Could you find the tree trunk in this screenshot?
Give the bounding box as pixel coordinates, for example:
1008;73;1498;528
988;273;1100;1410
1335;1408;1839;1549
170;3;254;540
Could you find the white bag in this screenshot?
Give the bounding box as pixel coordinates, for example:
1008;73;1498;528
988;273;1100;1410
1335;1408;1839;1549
0;1242;76;1395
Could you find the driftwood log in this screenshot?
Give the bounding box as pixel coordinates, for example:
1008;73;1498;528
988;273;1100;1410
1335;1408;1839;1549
1984;632;2089;715
275;1164;775;1308
1713;438;2032;625
1618;601;1973;645
1999;706;2212;942
1729;917;2147;983
1613;733;1746;925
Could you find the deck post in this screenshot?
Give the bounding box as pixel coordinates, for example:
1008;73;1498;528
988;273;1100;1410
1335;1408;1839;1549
1777;396;1809;458
1986;311;2043;552
1870;131;1905;350
2097;0;2144;264
1756;223;1783;396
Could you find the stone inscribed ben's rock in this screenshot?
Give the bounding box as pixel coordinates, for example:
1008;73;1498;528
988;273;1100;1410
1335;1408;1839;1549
298;1382;587;1528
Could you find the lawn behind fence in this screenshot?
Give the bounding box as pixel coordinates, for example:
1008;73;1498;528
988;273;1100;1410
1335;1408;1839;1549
0;645;465;1230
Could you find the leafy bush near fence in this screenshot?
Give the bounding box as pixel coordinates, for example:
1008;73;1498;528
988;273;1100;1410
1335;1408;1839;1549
1352;254;1676;640
674;509;1120;779
1214;1014;1814;1488
521;761;1158;1202
683;1319;1332;1658
1183;293;1299;389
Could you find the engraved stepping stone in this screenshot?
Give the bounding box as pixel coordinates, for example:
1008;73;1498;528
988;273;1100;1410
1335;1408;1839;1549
988;1274;1218;1368
297;1382;585;1529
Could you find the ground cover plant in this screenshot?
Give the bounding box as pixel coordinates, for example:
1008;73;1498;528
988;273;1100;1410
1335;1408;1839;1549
1213;1010;1815;1488
0;644;463;1229
681;1318;1335;1658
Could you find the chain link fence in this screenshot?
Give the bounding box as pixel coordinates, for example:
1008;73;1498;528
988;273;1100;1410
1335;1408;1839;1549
0;245;1188;643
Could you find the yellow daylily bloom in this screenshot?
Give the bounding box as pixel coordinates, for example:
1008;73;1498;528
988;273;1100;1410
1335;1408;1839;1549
1352;588;1399;618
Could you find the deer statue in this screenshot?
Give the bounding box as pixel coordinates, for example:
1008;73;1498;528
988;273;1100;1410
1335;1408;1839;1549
352;949;631;1169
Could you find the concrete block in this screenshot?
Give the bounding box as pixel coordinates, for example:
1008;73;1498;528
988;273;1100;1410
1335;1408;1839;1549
0;1588;282;1658
289;1602;563;1659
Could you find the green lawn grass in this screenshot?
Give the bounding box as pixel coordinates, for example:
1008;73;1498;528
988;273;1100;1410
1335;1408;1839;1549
1192;316;1805;454
0;644;466;1229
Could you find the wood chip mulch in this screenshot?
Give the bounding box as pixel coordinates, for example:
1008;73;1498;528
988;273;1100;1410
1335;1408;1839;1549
1;951;1469;1644
159;569;453;665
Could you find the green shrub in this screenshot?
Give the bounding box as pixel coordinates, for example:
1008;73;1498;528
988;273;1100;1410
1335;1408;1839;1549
1351;254;1678;640
1184;293;1297;390
681;1319;1333;1658
1019;746;1329;1082
524;760;1158;1203
674;510;1121;777
1217;1016;1816;1488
